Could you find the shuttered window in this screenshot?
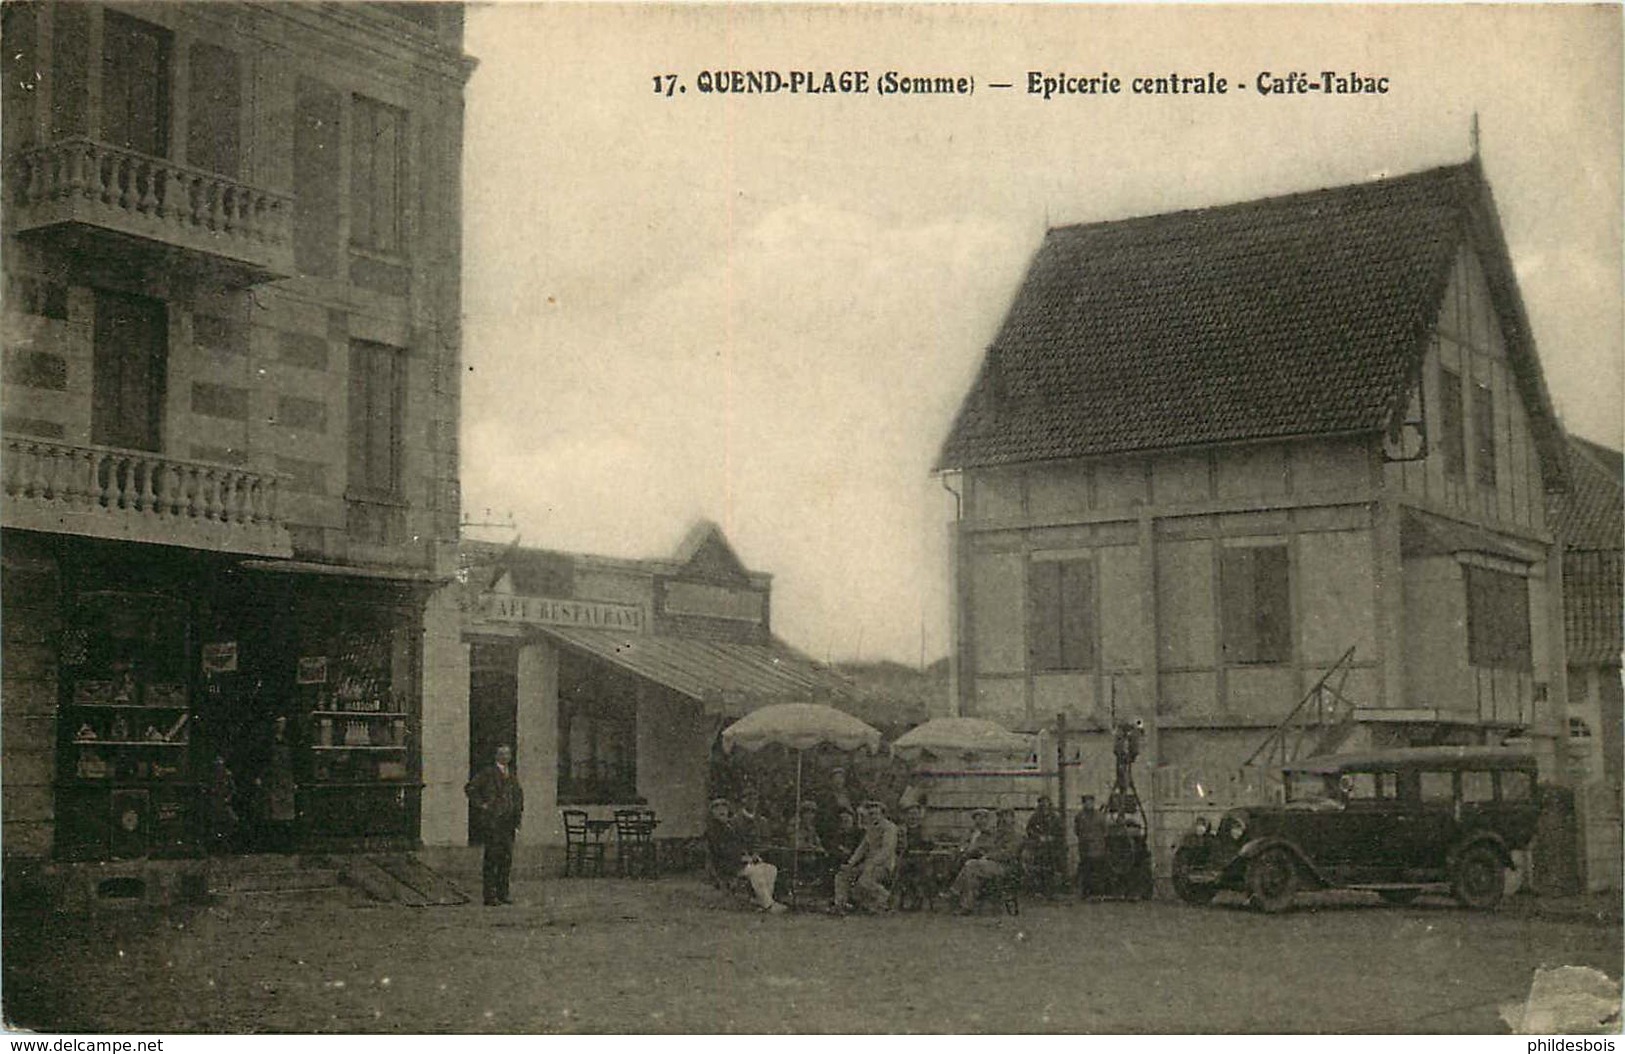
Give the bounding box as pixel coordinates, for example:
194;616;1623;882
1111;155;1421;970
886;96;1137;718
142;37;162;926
1028;558;1095;672
1439;367;1465;478
1465;564;1531;670
1473;382;1497;487
1220;545;1291;664
351;94;406;255
347;341;404;498
101;12;169;157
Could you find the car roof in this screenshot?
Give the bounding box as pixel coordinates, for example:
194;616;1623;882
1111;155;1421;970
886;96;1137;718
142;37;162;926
1284;745;1538;775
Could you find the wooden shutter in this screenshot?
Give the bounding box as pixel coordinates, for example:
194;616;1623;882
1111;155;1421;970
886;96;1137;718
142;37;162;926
1439;368;1465;477
1059;560;1095;670
294;78;341;277
187;42;239;177
1028;560;1062;671
1466;565;1532;670
1219;547;1256;663
1253;546;1291;662
352;95;405;254
1473;382;1497;487
101;13;169;157
348;342;403;497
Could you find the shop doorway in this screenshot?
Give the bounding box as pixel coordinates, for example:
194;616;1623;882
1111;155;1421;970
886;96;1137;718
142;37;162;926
467;642;518;844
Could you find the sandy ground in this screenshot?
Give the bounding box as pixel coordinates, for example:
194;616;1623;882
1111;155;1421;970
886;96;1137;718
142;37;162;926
4;875;1620;1034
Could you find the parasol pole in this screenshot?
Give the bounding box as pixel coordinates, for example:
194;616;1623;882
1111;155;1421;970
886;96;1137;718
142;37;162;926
791;749;802;907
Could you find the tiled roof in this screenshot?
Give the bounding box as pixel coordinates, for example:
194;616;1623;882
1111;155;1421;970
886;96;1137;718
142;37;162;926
1552;436;1624;552
937;161;1560;472
1552;436;1622;666
1564;550;1623;666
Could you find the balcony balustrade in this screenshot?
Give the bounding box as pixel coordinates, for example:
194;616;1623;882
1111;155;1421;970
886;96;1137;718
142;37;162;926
2;436;292;557
8;138;295;285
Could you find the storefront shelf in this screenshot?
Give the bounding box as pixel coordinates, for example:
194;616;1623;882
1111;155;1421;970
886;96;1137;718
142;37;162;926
310;745;407;751
71;740;189;747
66;703;189;711
301;781;424;789
308;710;408;718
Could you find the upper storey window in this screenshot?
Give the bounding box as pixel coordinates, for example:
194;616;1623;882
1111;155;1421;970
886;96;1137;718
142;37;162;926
351;94;407;256
101;12;170;158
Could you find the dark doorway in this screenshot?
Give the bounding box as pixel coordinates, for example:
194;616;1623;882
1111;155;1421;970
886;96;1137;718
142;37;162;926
101;11;170;158
92;290;166;452
467;641;518;844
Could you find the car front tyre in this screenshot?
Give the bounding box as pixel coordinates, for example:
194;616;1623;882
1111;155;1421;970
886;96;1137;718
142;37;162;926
1172;847;1218;905
1452;844;1505;910
1245;848;1300;913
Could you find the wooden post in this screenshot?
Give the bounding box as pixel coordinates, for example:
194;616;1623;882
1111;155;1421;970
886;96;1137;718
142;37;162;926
1055;711;1070;876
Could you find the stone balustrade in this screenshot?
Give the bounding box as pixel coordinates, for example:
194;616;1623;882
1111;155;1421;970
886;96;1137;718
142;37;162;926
2;436;292;557
9;138;295;282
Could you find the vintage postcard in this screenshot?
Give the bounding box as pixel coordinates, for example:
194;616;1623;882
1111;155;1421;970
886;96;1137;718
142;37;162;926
1;1;1619;1040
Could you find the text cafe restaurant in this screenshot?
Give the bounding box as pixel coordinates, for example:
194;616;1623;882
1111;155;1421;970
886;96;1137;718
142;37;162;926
419;523;853;853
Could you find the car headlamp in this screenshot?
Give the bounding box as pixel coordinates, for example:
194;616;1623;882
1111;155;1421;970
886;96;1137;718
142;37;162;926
1193;816;1212;836
1226;813;1247;840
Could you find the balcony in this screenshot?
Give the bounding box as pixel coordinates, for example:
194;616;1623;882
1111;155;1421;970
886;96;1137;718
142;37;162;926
2;436;292;557
8;138;294;287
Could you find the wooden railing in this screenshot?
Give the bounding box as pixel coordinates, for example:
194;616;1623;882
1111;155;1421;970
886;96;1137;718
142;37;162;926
3;436;290;554
10;138;292;274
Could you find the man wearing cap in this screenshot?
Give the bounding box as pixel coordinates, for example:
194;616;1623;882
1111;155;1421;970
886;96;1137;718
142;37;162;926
948;806;1023;913
706;796;788;913
832;800;899;913
1074;794;1107;898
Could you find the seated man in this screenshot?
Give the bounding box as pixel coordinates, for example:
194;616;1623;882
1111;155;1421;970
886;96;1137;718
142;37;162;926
895;803;939;908
790;799;825;853
832;801;899;914
948;807;1023;913
705;797;788;914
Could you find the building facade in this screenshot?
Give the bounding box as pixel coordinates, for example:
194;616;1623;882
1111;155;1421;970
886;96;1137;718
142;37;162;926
421;523;853;854
2;3;470;870
936;162;1573;876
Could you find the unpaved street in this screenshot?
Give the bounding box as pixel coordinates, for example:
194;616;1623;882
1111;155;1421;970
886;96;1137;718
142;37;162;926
4;877;1619;1034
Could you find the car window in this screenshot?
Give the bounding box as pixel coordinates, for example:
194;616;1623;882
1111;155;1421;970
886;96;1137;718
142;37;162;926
1419;771;1454;805
1462;771;1495;803
1286;772;1335;803
1499;770;1533;802
1342;772;1395;801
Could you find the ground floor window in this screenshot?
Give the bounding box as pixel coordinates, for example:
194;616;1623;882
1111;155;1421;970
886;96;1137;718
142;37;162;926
1464;564;1531;671
557;652;638;803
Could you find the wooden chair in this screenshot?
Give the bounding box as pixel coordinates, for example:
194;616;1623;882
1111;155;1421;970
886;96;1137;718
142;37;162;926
613;808;658;878
979;857;1023;915
562;809;606;877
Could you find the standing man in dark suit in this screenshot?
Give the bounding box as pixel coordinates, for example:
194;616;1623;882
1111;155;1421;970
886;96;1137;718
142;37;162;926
466;744;523;906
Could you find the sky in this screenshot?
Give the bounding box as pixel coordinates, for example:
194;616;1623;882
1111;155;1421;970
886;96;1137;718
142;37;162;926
458;4;1623;667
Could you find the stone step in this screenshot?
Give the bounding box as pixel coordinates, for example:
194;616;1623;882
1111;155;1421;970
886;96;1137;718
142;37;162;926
211;867;341;895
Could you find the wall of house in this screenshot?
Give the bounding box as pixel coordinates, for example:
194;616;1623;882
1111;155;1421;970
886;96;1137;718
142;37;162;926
1390;245;1547;535
1566;663;1624;891
419;584;471;846
1;2;465;576
960;437;1384;744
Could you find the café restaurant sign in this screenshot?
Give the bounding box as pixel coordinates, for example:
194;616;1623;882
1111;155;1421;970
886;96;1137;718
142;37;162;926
477;594;646;633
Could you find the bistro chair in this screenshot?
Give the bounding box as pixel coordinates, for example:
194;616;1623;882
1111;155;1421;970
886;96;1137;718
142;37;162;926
561;809;606;877
613;808;658;879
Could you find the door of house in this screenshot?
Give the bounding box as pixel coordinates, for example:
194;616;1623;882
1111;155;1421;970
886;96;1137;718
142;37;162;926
92;290;167;452
101;11;170;157
467;642;519;844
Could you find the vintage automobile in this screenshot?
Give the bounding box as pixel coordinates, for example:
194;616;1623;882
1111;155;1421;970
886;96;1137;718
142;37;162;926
1171;746;1540;912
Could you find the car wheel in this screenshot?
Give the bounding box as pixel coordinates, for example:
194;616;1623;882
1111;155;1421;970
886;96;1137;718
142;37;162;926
1172;848;1218;905
1452;844;1505;910
1245;848;1299;913
1377;889;1422;906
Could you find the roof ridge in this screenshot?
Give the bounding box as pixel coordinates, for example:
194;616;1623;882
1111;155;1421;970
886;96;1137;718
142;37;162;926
1045;159;1477;240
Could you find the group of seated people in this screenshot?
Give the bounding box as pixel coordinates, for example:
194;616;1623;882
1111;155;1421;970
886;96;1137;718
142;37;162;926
705;785;1049;915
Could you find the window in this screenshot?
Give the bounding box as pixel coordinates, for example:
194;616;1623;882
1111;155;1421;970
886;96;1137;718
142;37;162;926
1499;771;1533;802
351;94;406;255
1219;545;1291;664
1028;558;1094;671
1439;367;1465;478
1462;771;1495;803
1419;771;1455;805
1342;771;1395;801
1465;565;1532;671
557;654;637;804
1472;382;1497;487
187;42;239;177
294;78;342;277
347;341;404;498
101;12;170;158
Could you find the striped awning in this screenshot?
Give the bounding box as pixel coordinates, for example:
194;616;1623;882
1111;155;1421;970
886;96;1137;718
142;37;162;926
535;625;853;715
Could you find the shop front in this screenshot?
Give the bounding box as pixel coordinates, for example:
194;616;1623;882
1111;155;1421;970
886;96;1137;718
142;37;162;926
421;523;854;854
46;534;436;861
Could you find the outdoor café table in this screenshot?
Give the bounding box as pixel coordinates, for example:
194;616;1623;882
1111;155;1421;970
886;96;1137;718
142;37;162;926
585;818;615;859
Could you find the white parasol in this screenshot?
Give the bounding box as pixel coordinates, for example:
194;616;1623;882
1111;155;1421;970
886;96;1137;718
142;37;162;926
890;716;1034;762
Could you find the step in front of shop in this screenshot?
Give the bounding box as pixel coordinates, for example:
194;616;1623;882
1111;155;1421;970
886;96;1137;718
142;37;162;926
207;856;344;897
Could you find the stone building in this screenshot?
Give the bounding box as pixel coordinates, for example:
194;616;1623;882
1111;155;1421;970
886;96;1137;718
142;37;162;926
1;2;471;885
